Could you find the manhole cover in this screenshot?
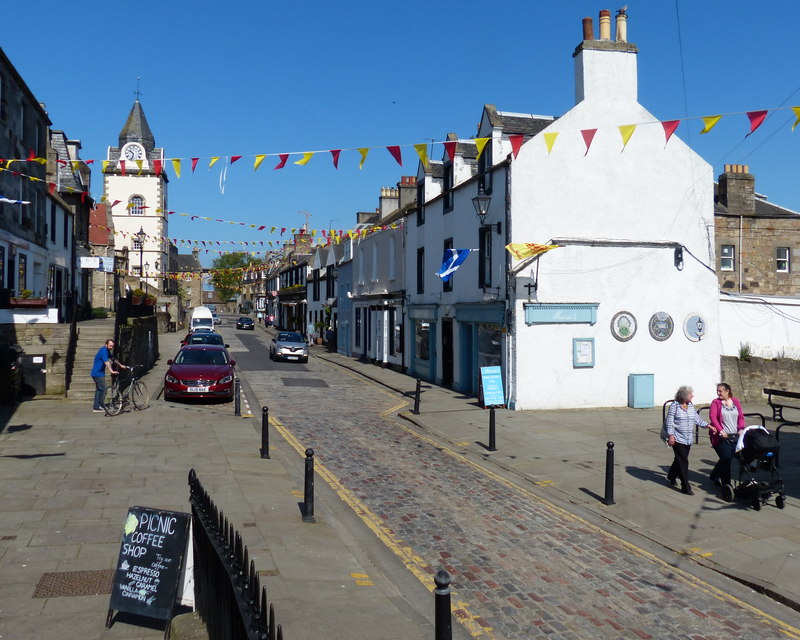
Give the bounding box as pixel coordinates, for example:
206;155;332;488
281;378;329;388
33;569;114;598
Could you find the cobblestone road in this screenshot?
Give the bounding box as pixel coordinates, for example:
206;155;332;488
243;357;800;640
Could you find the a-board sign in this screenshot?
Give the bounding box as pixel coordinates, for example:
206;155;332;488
480;366;505;407
106;506;190;626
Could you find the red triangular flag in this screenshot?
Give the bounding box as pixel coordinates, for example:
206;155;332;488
85;159;94;165
509;134;525;159
27;149;35;161
48;182;56;195
153;159;163;176
661;120;680;143
119;160;126;176
280;228;286;235
191;158;199;172
746;110;768;136
274;154;289;170
81;191;88;203
386;146;402;166
230;155;242;164
443;141;457;163
581;129;597;155
257;225;266;231
330;149;341;169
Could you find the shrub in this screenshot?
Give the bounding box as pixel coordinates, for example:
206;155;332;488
738;342;752;361
132;288;145;297
18;289;32;299
91;307;109;319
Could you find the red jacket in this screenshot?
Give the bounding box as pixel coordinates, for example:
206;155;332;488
708;397;745;447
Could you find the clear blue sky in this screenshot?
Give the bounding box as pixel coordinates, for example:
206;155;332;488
4;1;798;266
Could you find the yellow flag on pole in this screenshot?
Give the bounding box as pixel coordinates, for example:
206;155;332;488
505;243;559;260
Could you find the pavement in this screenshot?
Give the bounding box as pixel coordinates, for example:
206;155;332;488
1;317;800;639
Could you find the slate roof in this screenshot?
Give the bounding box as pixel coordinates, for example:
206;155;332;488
175;252;203;272
49;131;87;192
118;100;156;150
483;104;556;136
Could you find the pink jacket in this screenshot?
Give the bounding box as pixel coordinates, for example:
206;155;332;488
708;397;745;447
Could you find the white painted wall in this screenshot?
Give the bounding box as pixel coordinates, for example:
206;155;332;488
719;294;800;359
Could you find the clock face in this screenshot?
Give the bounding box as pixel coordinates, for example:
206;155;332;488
123;144;144;161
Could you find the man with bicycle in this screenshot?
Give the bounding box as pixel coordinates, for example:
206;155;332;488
91;339;128;413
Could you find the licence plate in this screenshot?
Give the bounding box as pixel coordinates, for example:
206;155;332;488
286;356;298;360
188;386;209;393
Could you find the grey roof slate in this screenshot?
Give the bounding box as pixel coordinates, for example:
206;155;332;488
118;100;156;150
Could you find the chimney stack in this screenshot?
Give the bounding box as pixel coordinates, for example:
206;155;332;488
397;175;417;209
599;9;611;40
718;165;755;215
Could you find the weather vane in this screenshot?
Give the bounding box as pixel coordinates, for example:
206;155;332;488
134;77;142;101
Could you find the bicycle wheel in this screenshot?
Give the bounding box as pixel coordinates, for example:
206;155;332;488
105;384;124;416
131;380;149;410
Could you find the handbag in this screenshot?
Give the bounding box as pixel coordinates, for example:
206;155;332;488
660;420;670;442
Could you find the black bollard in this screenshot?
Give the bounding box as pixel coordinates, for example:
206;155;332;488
488;406;497;451
603;441;615;506
434;569;452;640
302;448;316;523
234;377;241;416
260;406;270;459
413;378;422;414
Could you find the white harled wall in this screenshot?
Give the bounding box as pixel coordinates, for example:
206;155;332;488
507;45;720;409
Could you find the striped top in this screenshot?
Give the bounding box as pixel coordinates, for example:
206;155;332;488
666;401;709;445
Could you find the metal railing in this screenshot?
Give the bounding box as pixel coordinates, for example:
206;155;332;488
188;469;283;640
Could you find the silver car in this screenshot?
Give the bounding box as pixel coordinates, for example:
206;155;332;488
269;331;309;363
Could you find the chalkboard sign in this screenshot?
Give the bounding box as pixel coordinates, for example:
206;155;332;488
480;366;505;407
106;506;190;627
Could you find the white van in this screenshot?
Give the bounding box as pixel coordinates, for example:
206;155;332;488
190;307;214;332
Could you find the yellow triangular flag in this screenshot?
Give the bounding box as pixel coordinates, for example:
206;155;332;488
792;106;800;132
357;148;369;169
294;152;314;166
209;157;220;168
544;132;559;155
618;125;637;151
71;161;80;171
135;159;143;172
102;160;109;173
172;158;181;178
474;137;490;160
413;143;429;170
700;115;722;134
254;154;266;171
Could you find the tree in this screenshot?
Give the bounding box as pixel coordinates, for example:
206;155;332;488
210;253;253;301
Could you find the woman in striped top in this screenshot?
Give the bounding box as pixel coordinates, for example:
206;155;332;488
665;385;709;495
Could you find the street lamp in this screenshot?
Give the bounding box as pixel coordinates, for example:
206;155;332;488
136;227;146;290
472;193;501;234
144;262;150;291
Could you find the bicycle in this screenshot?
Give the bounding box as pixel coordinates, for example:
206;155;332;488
105;365;150;416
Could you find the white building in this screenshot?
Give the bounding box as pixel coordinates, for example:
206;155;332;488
103;100;169;294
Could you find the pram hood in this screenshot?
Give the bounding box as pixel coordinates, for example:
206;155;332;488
736;425;780;464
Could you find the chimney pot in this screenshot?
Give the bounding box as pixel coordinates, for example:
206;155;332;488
599;10;611;40
615;8;627;42
582;17;594;40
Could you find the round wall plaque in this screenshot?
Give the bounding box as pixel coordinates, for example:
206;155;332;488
648;312;674;341
683;313;706;342
610;311;637;342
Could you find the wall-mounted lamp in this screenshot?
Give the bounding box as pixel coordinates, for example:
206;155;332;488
472;193;502;234
674;246;684;271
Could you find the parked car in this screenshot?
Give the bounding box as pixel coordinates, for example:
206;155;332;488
236;316;255;330
180;327;216;347
212;312;221;325
183;332;228;348
269;331;309;363
164;345;236;401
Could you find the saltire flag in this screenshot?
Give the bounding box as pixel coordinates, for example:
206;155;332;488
436;248;472;282
0;196;30;205
505;243;559;260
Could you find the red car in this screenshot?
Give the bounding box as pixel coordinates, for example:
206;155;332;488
164;345;236;401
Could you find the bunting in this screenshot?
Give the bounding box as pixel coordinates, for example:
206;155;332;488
700;115;722;134
581;129;597;155
618;125;636;151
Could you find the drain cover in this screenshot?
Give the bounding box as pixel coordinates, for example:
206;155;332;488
33;569;114;598
281;378;329;388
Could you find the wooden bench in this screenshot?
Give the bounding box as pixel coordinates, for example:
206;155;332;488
764;388;800;422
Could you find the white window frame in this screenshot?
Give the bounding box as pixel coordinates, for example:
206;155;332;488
777;247;790;273
129;195;145;216
720;244;735;272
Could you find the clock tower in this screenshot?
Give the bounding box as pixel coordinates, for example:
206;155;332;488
104;99;169;295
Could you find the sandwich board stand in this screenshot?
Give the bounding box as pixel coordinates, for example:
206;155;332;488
106;506;190;629
479;366;506;409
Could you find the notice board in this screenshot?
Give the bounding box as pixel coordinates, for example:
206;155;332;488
479;366;505;408
106;506;190;626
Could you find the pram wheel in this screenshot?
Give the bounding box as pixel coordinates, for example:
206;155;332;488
776;495;786;509
722;484;734;502
752;498;762;511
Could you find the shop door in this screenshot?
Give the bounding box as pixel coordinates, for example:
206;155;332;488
442;319;453;388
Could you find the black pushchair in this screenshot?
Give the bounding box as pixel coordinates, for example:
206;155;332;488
722;426;786;510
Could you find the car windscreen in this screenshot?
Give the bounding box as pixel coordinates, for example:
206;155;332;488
277;332;303;343
194;318;213;328
175;350;229;365
188;335;223;345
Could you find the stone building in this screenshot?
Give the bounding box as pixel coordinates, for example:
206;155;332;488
715;164;800;296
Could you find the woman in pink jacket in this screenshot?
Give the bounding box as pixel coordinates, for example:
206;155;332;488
708;383;745;488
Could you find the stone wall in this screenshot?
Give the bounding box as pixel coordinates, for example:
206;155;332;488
721;355;800;401
0;324;71;395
